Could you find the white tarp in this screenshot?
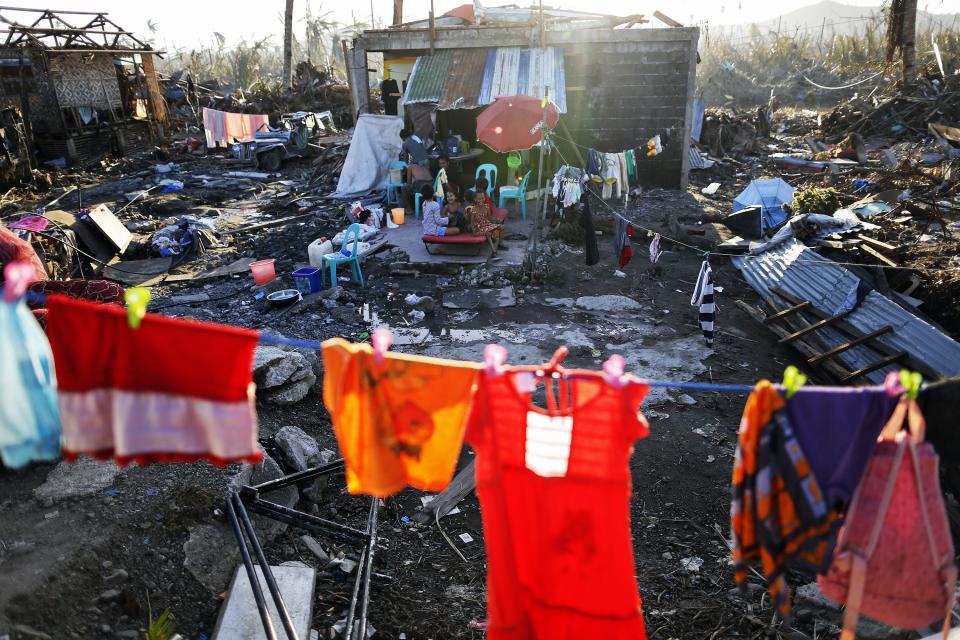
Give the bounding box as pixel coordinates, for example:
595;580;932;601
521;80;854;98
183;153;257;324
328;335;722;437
332;115;404;199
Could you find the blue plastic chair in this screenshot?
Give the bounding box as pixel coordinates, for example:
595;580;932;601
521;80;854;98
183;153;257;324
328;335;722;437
386;160;407;207
475;163;498;196
413;173;444;219
498;171;531;220
321;223;364;288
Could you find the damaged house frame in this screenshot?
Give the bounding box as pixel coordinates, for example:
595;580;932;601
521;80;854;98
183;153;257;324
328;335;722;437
343;6;700;188
0;6;167;169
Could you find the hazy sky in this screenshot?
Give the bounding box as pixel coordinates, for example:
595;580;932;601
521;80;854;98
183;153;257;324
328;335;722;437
7;0;960;50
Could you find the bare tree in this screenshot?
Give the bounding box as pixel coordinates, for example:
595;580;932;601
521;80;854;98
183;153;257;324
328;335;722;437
283;0;294;87
885;0;919;87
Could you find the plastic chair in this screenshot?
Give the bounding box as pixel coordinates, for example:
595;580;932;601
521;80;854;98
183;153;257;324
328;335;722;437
498;171;531;220
475;163;498;196
321;223;364;288
413;173;444;219
386;160;407;207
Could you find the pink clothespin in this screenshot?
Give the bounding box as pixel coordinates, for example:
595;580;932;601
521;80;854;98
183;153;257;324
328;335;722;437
603;354;628;387
883;371;906;397
483;344;508;377
371;328;393;365
3;261;35;303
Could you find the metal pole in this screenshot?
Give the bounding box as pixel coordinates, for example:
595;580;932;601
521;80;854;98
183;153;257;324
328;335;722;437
529;87;549;280
226;494;279;640
342;546;367;639
357;498;379;640
234;495;300;640
370;0;374;27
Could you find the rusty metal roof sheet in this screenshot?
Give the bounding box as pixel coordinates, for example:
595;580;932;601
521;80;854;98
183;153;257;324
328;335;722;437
438;48;489;110
402;50;451;104
733;239;960;383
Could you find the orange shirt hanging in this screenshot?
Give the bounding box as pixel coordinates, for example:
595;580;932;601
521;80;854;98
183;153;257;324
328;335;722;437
321;338;480;497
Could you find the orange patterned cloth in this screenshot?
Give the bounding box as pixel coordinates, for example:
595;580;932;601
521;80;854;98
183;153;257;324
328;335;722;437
321;338;481;497
731;381;841;619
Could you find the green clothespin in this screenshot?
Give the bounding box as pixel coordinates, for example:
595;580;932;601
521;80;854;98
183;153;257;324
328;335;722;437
357;331;370;342
898;370;923;401
782;365;807;399
125;287;150;329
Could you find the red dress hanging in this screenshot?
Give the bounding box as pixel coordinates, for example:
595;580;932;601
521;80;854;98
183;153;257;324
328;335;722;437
466;366;650;639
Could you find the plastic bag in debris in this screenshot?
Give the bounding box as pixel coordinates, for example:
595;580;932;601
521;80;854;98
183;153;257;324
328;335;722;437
154;163;179;174
332;225;378;245
151;218;218;257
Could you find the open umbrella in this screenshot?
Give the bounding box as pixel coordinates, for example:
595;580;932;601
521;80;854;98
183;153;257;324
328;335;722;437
476;95;560;153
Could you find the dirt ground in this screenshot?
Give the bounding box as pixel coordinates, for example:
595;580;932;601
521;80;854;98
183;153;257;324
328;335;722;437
0;152;912;640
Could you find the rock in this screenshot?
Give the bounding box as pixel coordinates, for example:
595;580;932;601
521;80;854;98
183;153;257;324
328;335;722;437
116;631;140;639
300;535;330;564
103;569;129;586
253;347;318;405
794;582;840;611
275;426;322;472
98;589;122;603
34;458;121;502
168;293;210;304
574;295;642;312
330;306;360;325
300;449;337;503
262;375;316;405
677;394;697;406
12;624;53;639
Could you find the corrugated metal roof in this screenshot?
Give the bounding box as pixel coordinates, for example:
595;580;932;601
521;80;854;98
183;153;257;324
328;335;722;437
405;46;567;113
402;51;451;104
732;239;960;383
438;48;489;110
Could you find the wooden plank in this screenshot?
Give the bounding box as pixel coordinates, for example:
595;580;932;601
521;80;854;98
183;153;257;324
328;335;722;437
769;285;939;379
842;352;907;383
763;300;811;324
809;326;894;364
736;300;851;381
859;243;899;267
778;309;851;343
857;235;898;254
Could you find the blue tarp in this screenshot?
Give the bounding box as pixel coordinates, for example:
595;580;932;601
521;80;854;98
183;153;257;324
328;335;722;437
732;178;795;233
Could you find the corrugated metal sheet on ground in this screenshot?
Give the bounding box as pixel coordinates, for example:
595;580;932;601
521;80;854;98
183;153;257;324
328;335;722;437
438;48;490;110
402;51;451;104
732;239;960;383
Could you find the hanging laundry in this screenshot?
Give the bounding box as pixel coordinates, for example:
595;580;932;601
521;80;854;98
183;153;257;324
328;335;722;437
202;107;270;148
782;386;897;508
46;295;262;467
321;338;480;497
466;355;650;639
614;217;633;269
731;381;842;620
581;193;599;266
602;153;621;199
649;233;662;264
818;397;956;638
0;290;61;468
624;149;637;187
690;260;715;346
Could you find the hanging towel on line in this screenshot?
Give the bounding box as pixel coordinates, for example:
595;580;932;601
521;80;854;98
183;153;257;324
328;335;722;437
691;260;715;346
46;295;262;467
202;107;270;149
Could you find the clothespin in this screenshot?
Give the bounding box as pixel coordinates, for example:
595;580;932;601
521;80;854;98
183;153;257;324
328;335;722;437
371;328;392;365
897;369;922;401
883;371;905;397
124;287;150;329
602;354;627;388
2;261;34;304
781;365;807;399
483;344;508;377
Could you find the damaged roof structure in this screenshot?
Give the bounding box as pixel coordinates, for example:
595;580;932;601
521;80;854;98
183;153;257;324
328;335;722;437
344;2;699;188
0;7;167;169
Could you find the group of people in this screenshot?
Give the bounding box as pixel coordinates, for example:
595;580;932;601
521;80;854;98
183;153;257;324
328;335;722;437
397;129;503;246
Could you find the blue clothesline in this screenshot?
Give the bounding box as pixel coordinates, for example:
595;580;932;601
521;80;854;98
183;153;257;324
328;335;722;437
12;290;881;396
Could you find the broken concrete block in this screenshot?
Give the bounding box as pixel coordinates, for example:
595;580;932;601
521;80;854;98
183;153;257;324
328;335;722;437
33;458;121;503
211;564;315;640
253;347;317;405
262;375;316;405
574;295;642;312
274;426;322;472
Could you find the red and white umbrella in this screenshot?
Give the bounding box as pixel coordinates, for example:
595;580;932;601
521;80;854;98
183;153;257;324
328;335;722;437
476;95;560;153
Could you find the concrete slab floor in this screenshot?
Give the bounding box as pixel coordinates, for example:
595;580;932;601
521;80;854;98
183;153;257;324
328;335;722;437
212;563;315;640
383;212;534;268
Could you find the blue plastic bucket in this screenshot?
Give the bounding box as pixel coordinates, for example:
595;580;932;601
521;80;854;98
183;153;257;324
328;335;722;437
292;267;322;294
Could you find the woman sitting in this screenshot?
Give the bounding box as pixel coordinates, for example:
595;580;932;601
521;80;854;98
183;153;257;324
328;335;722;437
465;189;502;248
420;184;460;237
441;191;466;231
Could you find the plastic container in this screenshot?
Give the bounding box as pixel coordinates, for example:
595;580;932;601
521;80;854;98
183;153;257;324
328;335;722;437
308;238;333;267
389;167;404;184
391;208;405;225
292;267;322;294
249;259;276;285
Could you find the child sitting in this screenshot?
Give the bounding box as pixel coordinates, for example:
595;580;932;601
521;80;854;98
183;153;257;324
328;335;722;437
420;184;460;237
465;189;502;247
442;191;466;231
